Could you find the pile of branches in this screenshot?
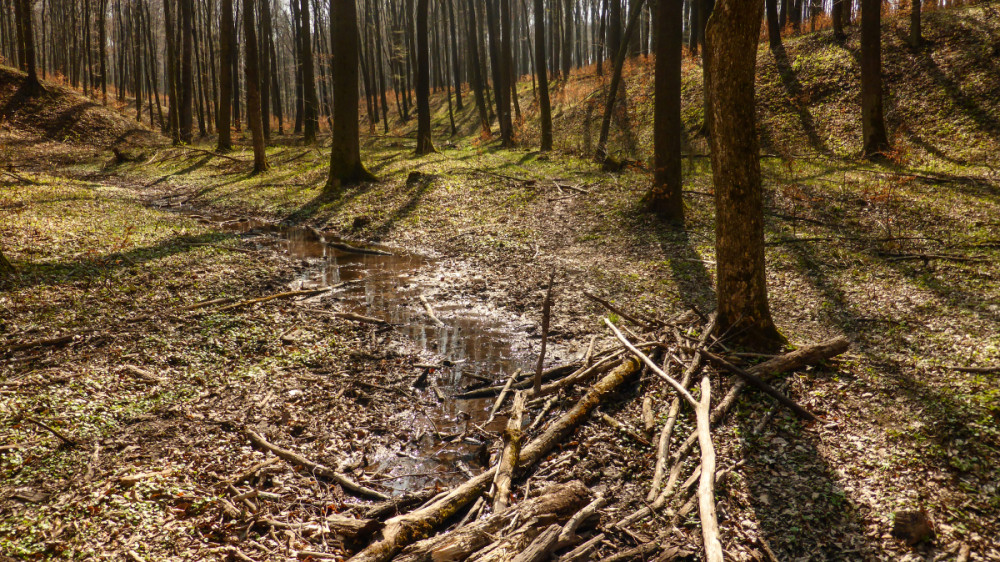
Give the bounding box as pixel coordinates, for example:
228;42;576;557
225;309;848;561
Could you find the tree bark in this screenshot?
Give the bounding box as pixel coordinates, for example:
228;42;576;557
766;0;783;48
242;0;267;173
13;0;42;92
415;0;436;154
649;0;684;222
217;0;234;152
595;0;647;160
466;0;491;135
705;0;784;350
861;0;890;158
327;0;376;188
179;0;194;143
534;0;553;151
299;0;318;144
910;0;921;48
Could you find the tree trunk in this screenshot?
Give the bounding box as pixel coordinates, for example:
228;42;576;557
861;0;889;158
299;0;318;144
415;0;436;154
178;0;194;143
499;0;515;146
0;250;16;279
704;0;784;350
466;0;491;134
910;0;921;48
595;0;646;159
14;0;42;92
766;0;782;49
243;0;267;173
832;0;846;41
217;0;233;151
534;0;553;151
447;0;463;111
649;0;684;222
607;0;621;60
327;0;376;187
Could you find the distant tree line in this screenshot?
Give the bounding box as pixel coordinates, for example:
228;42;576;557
0;0;960;345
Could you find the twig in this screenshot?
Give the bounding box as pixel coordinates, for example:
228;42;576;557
25;416;77;446
419;295;445;327
207;288;331;314
244;429;388;500
584;292;654;329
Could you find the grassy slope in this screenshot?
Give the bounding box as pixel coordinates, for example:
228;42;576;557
2;4;999;560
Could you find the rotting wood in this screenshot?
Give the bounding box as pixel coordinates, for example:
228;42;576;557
642;397;655;439
393;480;590;562
245;429;388;500
349;360;639;562
510;523;563;562
492;391;525;513
418;295;445;326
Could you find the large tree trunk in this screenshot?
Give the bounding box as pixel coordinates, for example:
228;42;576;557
910;0;921;48
217;0;234;152
705;0;784;350
534;0;553;151
466;0;491;135
595;0;646;160
499;0;515;147
243;0;267;173
299;0;318;144
179;0;194;144
607;0;622;60
649;0;684;222
327;0;376;188
447;0;464;111
861;0;889;158
415;0;436;154
13;0;42;93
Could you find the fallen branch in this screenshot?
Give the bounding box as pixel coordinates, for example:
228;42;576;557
418;295;444;326
487;369;522;423
350;359;640;562
945;365;1000;374
599;412;651;446
698;350;818;421
393;481;590;562
7;334;79;353
696;375;724;562
245;429;388;500
584;292;654;330
208;288;332;314
25;416;77;446
492;391;525;513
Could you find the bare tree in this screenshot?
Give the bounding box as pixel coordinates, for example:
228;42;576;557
415;0;436;154
534;0;553;151
648;0;683;222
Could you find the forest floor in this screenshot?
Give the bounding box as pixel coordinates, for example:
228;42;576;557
3;5;1000;562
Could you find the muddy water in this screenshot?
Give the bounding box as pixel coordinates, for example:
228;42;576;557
181;213;556;494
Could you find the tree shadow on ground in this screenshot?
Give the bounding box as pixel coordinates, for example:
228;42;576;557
6;231;241;290
768;43;833;156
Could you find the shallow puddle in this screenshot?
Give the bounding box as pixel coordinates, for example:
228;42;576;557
175;210;560;494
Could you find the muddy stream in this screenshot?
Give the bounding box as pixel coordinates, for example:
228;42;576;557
175;210;569;495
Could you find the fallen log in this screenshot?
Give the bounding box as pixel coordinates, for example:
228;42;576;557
511;524;563;562
492;391;525;512
699;350;818;421
394;480;590;562
349;359;640;562
559;533;605;561
245;429;388;500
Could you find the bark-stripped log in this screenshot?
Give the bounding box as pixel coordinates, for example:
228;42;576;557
492;391;525;512
394;481;590;562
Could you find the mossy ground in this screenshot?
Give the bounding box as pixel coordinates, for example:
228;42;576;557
3;4;1000;560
